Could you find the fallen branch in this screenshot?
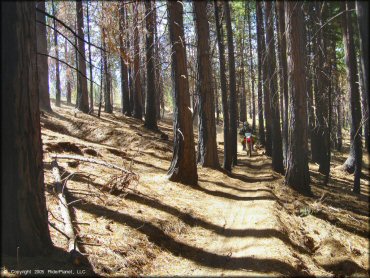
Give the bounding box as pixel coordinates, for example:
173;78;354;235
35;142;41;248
51;154;134;174
51;160;85;265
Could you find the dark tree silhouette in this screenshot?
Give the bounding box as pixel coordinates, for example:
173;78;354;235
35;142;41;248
224;1;238;166
2;1;52;255
167;0;198;186
76;0;89;113
144;0;158;131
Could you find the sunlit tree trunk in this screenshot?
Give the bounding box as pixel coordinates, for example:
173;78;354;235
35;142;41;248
247;1;256;131
167;0;198;185
256;0;265;146
340;1;363;193
214;0;232;171
119;2;131;116
276;0;288;166
133;2;143;119
264;1;284;174
284;1;311;194
355;1;369;154
86;0;93;113
193;1;219;169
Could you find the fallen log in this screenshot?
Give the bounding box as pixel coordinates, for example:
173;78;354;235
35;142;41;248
51;154;133;174
51;160;84;265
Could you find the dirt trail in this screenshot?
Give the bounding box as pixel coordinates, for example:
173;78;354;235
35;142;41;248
35;105;368;277
146;145;308;276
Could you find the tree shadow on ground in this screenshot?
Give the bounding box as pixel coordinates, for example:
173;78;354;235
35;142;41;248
321;259;368;276
227;172;278;183
123;191;310;255
73;199;303;276
192;183;277;201
198;178;274;194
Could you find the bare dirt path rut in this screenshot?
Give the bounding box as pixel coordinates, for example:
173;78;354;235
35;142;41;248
147;147;306;276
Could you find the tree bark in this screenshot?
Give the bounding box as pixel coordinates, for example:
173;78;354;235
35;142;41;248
133;2;143;119
264;1;284;174
52;0;61;107
36;1;52;112
256;0;265;147
341;1;363;193
224;1;238;166
257;1;272;156
284;1;310;194
355;1;369;154
144;0;158;130
276;0;288;166
247;1;256;131
193;1;220;169
76;0;89;113
167;0;198;185
86;0;94;113
214;0;232;171
2;1;52;255
65;40;72;105
119;2;131;116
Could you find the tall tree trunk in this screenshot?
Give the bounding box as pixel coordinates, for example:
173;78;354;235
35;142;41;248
86;0;93;113
247;1;256;131
214;1;232;171
167;0;198;185
144;0;158;130
224;1;238;166
355;1;369;154
153;2;162;120
317;2;330;177
52;0;61;107
65;40;72;105
239;1;247;124
306;3;317;159
193;1;219;169
264;1;284;174
341;1;363;193
256;0;265;147
102;28;112;113
76;0;89;113
276;0;288;166
2;1;52;255
284;1;311;194
36;1;52;112
119;2;131;116
133;2;143;120
257;1;272;156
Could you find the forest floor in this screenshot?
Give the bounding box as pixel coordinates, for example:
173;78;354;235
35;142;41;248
2;102;369;277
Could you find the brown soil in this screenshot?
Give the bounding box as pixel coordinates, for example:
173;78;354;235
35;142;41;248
2;103;369;277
